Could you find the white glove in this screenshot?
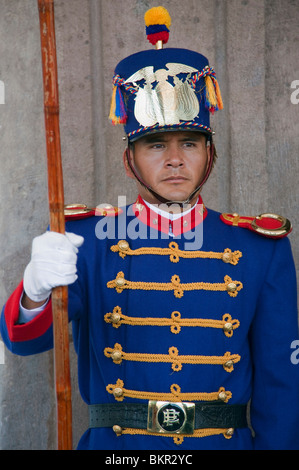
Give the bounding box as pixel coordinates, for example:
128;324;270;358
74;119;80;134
23;231;84;303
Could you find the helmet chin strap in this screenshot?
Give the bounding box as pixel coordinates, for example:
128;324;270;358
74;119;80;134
125;140;216;207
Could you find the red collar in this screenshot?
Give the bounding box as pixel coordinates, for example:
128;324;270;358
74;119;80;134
132;195;208;237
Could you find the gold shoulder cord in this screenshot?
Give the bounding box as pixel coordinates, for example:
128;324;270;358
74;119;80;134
105;306;240;337
107;272;243;298
111;240;242;265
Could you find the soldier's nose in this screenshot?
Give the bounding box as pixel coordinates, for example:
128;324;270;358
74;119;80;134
165;147;184;167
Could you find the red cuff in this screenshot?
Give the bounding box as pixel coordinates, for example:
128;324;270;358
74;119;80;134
4;281;53;342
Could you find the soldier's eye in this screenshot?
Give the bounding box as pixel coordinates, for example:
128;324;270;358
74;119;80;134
151;143;164;149
183;142;195;147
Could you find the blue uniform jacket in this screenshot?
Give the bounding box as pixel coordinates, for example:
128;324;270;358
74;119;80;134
1;198;299;450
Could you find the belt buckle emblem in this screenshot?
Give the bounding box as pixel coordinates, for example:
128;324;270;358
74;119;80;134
147;401;195;435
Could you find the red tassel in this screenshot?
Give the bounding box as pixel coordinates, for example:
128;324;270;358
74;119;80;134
147;31;169;46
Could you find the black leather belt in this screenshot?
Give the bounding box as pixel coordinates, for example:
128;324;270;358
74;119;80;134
89;401;248;435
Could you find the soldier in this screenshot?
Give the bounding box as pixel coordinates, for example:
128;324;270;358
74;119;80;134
1;7;299;450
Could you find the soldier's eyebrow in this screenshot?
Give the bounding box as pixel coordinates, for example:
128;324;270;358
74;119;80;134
139;134;168;144
179;133;204;142
137;132;205;145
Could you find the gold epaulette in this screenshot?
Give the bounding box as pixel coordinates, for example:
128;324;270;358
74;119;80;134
220;212;292;239
64;203;122;221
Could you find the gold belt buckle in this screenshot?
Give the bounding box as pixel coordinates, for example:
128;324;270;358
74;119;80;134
147;401;195;435
251;213;292;238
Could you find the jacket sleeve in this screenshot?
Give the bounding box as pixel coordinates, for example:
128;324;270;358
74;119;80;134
249;236;299;449
1;266;86;357
0;281;54;356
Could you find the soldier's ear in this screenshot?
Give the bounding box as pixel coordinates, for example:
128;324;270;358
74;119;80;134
123;148;135;179
206;141;212;169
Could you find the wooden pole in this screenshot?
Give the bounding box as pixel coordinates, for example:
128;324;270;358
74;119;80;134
37;0;72;450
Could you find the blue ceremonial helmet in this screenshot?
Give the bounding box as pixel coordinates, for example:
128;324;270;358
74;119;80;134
109;6;223;142
109;6;223;203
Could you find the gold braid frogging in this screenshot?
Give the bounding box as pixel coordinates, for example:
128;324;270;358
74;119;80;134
115;427;233;445
106;379;232;403
111;240;242;265
104;343;241;373
104;306;240;337
107;272;243;298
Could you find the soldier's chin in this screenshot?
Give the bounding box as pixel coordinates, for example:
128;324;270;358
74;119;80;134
157;188;195;206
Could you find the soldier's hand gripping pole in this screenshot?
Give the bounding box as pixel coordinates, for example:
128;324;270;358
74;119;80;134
37;0;72;450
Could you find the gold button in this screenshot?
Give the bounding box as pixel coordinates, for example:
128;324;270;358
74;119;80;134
118;240;129;251
225;428;234;437
112;425;122;436
113;387;123;398
115;277;125;287
183;220;188;227
222;252;232;263
111;350;122;362
218;391;227;401
227;282;237;293
153;218;158;225
110;312;121;324
223;322;233;333
225;360;233;369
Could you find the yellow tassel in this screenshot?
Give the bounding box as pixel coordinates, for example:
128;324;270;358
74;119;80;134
215;79;224;110
205;76;217;108
144;6;171;29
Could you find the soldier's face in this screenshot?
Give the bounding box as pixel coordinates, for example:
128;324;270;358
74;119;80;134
124;131;211;207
